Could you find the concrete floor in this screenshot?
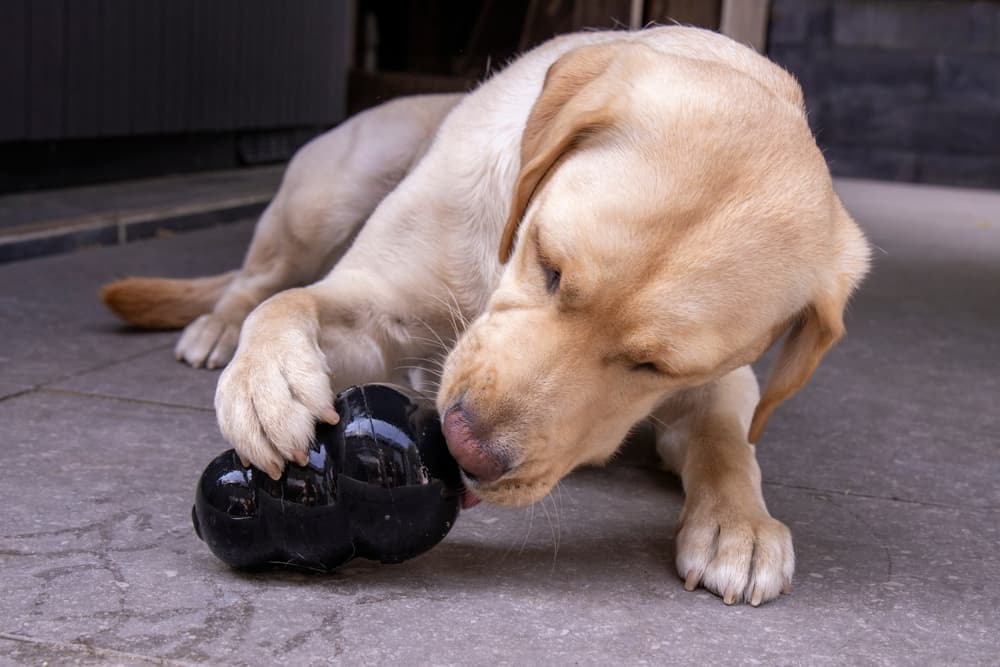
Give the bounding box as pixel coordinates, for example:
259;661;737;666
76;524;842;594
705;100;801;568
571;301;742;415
1;178;998;665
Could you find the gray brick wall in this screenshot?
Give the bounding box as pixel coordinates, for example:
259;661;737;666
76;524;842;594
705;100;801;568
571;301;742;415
768;0;1000;189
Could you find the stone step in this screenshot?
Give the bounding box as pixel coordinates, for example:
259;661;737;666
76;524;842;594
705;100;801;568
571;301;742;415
0;166;282;263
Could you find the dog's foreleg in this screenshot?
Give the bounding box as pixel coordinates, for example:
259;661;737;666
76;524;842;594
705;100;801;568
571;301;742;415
214;259;455;480
652;365;794;606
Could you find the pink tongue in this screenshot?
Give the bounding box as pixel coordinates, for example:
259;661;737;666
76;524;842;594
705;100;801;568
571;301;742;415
461;489;482;509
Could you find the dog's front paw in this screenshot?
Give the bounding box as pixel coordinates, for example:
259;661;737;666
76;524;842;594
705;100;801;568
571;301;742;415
675;496;794;606
175;312;243;369
214;315;339;480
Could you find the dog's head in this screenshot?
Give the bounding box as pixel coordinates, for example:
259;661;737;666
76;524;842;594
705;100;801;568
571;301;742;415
437;40;870;506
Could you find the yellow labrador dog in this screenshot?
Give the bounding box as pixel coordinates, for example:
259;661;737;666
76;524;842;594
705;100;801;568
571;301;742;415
103;27;870;606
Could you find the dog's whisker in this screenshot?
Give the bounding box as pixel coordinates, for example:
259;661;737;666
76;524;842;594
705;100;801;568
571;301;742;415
427;292;464;342
395;362;443;376
393;365;444;380
413;316;456;356
405;331;452;354
395;357;435;365
414;381;441;395
397;354;447;370
518;504;535;555
442;285;472;329
390;359;444;395
498;518;518;565
420;293;462;332
550;492;562;566
426;287;473;342
392;357;443;369
553;479;571;505
553;481;567;534
411;314;451;341
540;494;560;571
401;338;447;354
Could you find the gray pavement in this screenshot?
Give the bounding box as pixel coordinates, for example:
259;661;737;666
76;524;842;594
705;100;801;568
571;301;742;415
1;179;998;665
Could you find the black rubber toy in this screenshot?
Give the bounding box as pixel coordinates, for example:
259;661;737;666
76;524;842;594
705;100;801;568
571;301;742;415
192;383;464;571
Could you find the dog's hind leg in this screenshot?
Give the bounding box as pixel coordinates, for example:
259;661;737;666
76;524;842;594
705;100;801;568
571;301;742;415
104;93;462;369
176;94;463;369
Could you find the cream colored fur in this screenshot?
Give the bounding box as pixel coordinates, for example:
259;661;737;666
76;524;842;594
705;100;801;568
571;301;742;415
102;27;870;606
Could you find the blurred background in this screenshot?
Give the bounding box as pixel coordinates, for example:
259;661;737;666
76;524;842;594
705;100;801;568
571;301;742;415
1;0;998;260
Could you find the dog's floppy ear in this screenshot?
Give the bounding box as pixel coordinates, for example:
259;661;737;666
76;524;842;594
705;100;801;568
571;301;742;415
748;201;871;443
498;43;624;263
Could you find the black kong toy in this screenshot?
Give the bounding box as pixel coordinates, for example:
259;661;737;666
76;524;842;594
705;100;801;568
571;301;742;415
192;383;465;571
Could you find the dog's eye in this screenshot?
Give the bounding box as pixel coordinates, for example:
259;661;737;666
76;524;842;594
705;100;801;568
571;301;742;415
541;264;561;293
632;361;660;373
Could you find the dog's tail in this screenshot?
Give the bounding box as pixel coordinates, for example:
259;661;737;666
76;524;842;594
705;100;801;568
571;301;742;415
99;271;237;329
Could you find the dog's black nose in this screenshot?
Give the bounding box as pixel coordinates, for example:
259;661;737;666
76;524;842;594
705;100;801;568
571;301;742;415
441;404;508;484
